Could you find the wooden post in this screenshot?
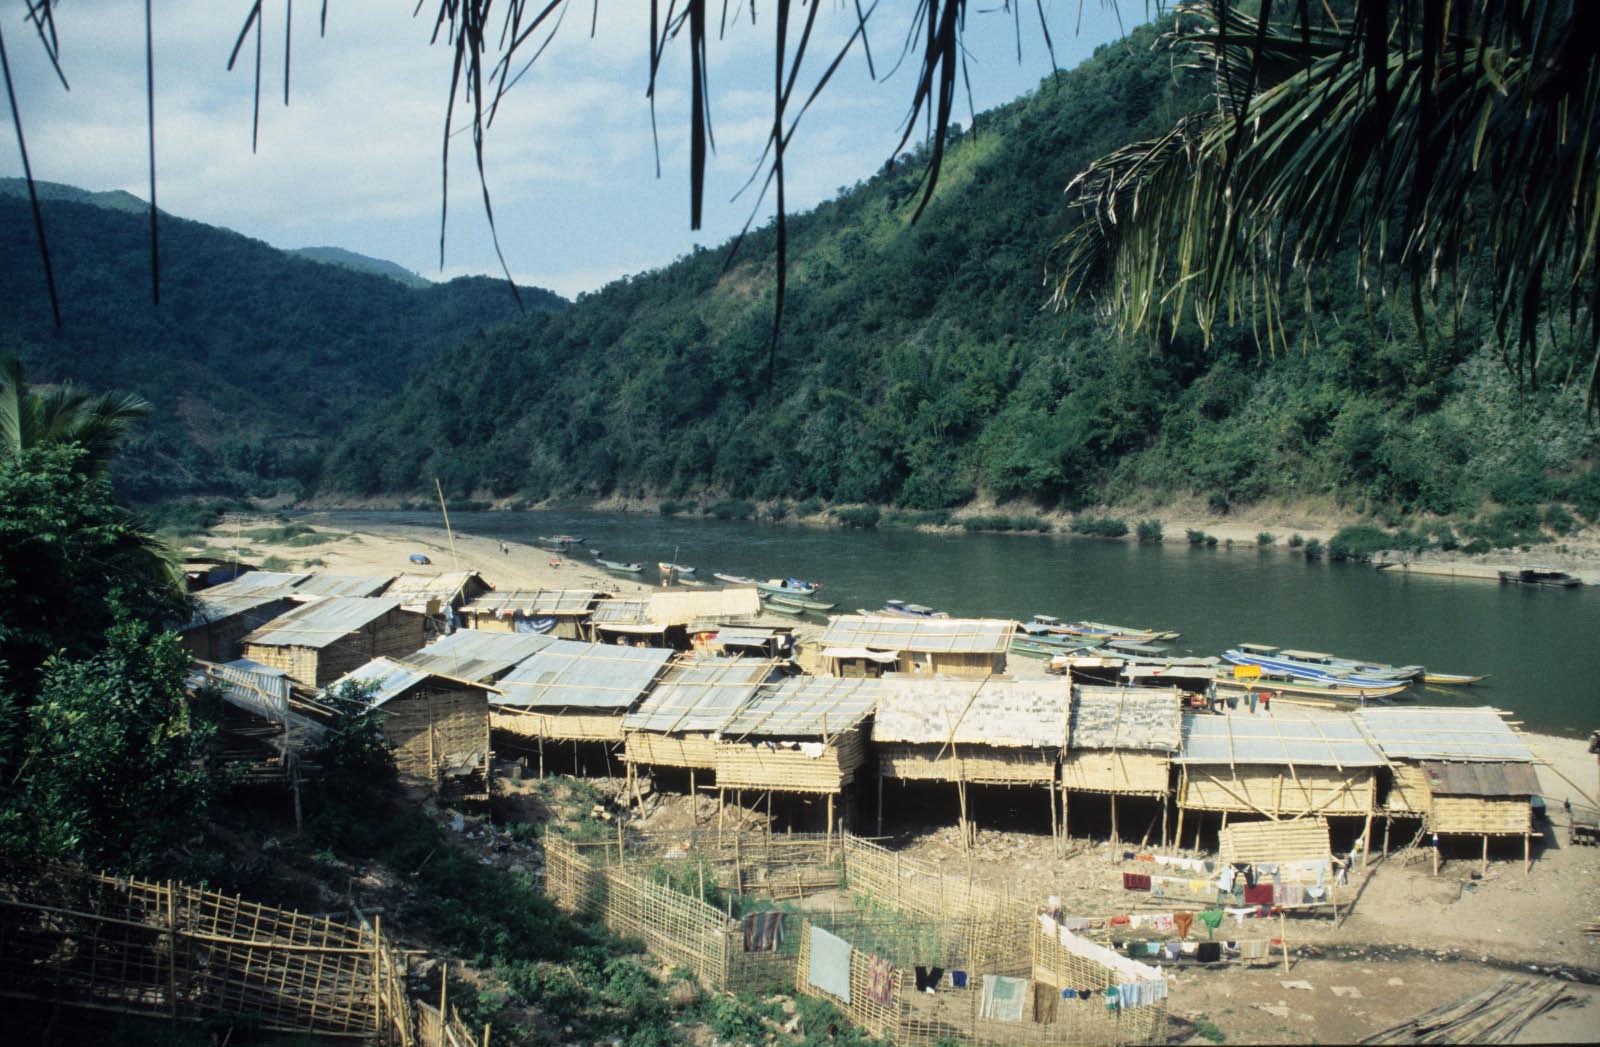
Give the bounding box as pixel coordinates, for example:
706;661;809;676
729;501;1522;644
876;771;885;836
689;769;697;826
1173;802;1185;854
1279;911;1290;972
1524;832;1531;877
372;915;384;1038
538;736;545;779
440;961;448;1021
166;881;177;1020
717;786;725;845
1160;795;1168;850
1110;794;1119;846
1360;810;1373;872
1382;814;1391;857
1048;775;1060;856
1062;790;1070;845
826;793;835;859
1481;834;1489;876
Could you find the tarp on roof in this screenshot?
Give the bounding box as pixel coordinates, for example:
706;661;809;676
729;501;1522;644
183;591;293;630
649;588;761;624
399;630;555;681
872;677;1069;748
721;676;885;739
1357;706;1534;762
1068;685;1182;752
325;656;497;708
621;659;778;734
1420;760;1541;797
1176;711;1385;767
200;571;309;599
818;615;1014;655
495;640;673;710
465;589;598;616
292;574;396;598
243;596;404;650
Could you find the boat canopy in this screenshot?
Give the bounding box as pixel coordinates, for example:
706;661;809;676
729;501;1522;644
1236;642;1279;653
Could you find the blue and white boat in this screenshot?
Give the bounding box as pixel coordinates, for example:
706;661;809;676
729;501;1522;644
1222;643;1421;687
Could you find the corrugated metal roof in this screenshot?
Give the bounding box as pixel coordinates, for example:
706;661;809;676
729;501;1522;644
648;588;762;625
495;640;674;710
292;574;396;598
712;627;779;647
1176;711;1385;767
621;659;779;734
464;589;598;615
1356;706;1535;762
1067;685;1182;752
721;676;886;739
399;630;555;681
183;592;293;630
1419;760;1541;797
818;615;1014;655
384;571;486;608
201;571;309;598
243;596;405;650
592;600;650;625
871;677;1069;748
325;656;497;707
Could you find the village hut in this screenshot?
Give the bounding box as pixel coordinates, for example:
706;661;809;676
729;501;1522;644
589;599;667;646
181;557;254;591
621;658;782;802
1214;817;1344;911
871;676;1071;846
491;640;674;776
188;659;329;792
1356;705;1539;872
179;591;297;663
384;571;493;617
398;629;555;683
326;657;495;799
1173;710;1385;850
289;573;396;598
811;615;1015;678
699;626;795;660
240;596;424;687
589;589;763;649
713;675;885;833
1058;684;1183;844
457;589;600;638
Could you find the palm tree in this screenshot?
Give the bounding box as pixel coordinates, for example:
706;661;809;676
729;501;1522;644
0;355;152;476
1050;0;1600;404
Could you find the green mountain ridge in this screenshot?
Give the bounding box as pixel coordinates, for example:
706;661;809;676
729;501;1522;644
1;189;565;499
291;246;432;288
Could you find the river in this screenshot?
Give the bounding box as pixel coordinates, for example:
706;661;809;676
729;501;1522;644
333;510;1598;737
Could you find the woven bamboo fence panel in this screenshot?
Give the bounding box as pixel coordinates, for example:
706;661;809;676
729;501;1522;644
1428;796;1532;835
0;867;482;1046
878;745;1057;784
1180;767;1375;816
1217;818;1331;865
714;732;864;793
1059;751;1171;796
624;733;718;769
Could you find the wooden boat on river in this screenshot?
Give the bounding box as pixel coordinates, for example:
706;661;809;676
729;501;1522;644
1499;567;1582;588
1421;670;1490;685
877;599;948;619
1210;669;1410;703
1224;643;1422;684
764;592;836;612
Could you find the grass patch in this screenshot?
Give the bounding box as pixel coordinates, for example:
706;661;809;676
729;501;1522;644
1194;1015;1227;1043
259;555;292;571
658;499;697;516
884;509;953;528
709;499;756;520
1068;515;1127;537
833;506;881;528
965;513;1053;533
1135;519;1164;543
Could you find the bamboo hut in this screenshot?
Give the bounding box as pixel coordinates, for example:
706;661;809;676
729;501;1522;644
181;557;254;591
590;589;763;649
188;658;329;791
1173;711;1384;849
196;570;310;598
288;573;396;598
492;640;675;776
1357;706;1538;870
589;599;669;646
327;657;496;798
384;571;492;616
872;676;1070;844
458;589;600;637
700;626;795;660
179;591;297;663
622;658;781;786
240;596;424;687
1058;684;1183;845
398;629;555;683
813;615;1015;679
1215;817;1343;912
714;676;886;833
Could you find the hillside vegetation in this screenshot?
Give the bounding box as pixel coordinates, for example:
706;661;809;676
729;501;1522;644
321;25;1597;536
0;179;561;500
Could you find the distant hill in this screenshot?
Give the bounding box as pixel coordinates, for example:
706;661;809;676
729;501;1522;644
0;177;148;215
0;185;565;500
291;246;432;289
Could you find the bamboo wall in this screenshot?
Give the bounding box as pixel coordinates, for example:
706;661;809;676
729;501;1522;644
1059;751;1171;796
182;599;294;662
380;683;490;796
714;730;867;794
897;651;1006;679
1179;765;1375;816
491;709;626;742
625;732;719;769
1429;796;1532;836
242;642;320;689
1386;764;1432;814
244;610;425;688
879;744;1057;785
463;612;585;639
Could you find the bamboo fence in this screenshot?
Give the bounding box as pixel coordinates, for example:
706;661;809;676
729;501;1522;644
0;866;482;1046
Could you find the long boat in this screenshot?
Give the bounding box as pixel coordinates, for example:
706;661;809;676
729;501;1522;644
1499;567;1582;588
757;577;825;598
760;595;807;617
658;561;697;576
765;592;837;612
1224;643;1422;684
877;600;949;618
596;557;645;574
712;572;758;586
1210;670;1411;702
1421;671;1490;685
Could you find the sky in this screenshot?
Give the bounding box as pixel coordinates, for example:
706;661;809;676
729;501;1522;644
2;2;1137;299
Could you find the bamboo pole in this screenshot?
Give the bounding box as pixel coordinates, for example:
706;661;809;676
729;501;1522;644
1280;911;1290;973
167;881;178;1020
372;916;383;1038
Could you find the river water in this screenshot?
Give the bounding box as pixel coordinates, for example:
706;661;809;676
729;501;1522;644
334;510;1597;737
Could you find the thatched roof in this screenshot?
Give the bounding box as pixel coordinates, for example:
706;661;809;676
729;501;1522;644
871;677;1069;748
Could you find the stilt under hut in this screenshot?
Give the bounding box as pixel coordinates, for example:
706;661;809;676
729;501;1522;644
490;639;674;778
1357;705;1540;875
871;676;1071;848
1172;710;1384;852
396;629;555;683
457;589;600;638
1058;684;1184;847
240;596;424;688
809;615;1015;679
713;675;886;839
325;657;496;799
621;658;782;817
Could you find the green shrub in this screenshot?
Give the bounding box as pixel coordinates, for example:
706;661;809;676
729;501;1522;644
964;513;1051;533
1543;504;1578;536
1194;1014;1227;1043
1256;532;1275;546
1206;534;1219;547
1328;524;1395;562
763;501;790;521
1186;529;1209;545
658;499;696;516
1461;506;1551;549
795;497;824;517
1303;538;1324;559
833;506;881;528
709;499;756;520
1564;469;1600;522
259;554;292;571
1287;533;1304;548
885;509;953;527
1136;519;1164;543
1069;515;1128;538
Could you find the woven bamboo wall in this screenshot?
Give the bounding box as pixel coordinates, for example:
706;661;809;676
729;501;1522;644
625;732;718;769
879;744;1057;784
318;612;427;686
1428;796;1531;835
1216;818;1330;864
241;642;319;688
1059;750;1171;796
1180;766;1375;816
380;684;490;793
1387;764;1432;813
491;710;626;742
714;730;866;793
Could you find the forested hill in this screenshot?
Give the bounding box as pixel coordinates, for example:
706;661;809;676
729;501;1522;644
0;179;562;499
322;24;1595;528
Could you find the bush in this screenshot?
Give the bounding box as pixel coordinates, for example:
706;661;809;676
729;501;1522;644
1303;538;1324;559
658;499;696;516
1186;529;1209;546
1069;515;1128;538
1543;504;1578;536
709;499;756;520
1328;524;1395;562
967;513;1052;533
1136;519;1164;543
1461;506;1551;550
1287;533;1304;548
885;509;953;527
1256;532;1275;546
794;497;824;517
833;506;881;528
